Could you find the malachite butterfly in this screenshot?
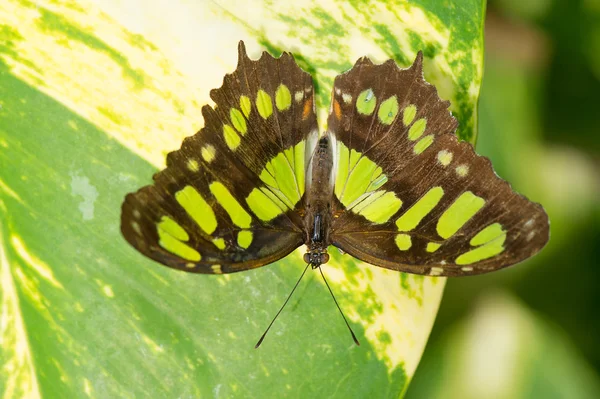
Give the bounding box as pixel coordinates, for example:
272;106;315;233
121;41;549;280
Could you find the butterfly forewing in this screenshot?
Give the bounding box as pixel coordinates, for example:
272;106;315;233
328;53;549;276
121;42;318;274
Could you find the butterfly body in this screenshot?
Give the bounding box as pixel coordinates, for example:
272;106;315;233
303;135;334;267
121;41;549;278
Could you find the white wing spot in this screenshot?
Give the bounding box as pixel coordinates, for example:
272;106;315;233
455;164;469;177
437;150;453;166
201;145;216;163
524;219;534;228
187;159;200;172
304;86;311;93
342;93;352;104
131;221;141;235
133;209;141;219
461;266;473;272
527;231;535;241
294;91;303;102
429;267;444;276
335;87;341;95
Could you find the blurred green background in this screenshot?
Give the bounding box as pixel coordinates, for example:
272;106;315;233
408;0;600;397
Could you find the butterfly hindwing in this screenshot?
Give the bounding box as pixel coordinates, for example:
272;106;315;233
121;42;318;274
328;53;549;276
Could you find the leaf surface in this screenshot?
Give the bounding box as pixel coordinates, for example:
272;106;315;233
0;0;485;397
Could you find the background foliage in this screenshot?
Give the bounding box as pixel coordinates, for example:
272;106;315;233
408;0;600;397
0;0;485;398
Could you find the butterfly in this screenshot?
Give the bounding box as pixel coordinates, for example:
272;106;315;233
121;41;549;281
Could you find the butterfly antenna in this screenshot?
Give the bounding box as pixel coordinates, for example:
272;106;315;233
255;262;311;348
318;266;360;346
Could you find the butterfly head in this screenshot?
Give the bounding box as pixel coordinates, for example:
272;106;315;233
303;250;330;268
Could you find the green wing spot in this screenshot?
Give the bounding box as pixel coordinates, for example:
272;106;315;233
343;156;379;205
356;88;376;115
263;187;290;211
158;231;201;262
378;95;399;125
157;216;200;262
158;216;189;241
272;150;299;205
367;170;387;191
356;191;402;224
334;143;351;199
339;154;400;223
414;134;434;154
275;84;292;111
395;234;412;250
237;230;253;249
403;104;417;126
264;171;294;210
223;124;241;150
335;142;393;212
293;141;305;195
212;238;226;250
456;234;507;265
246;188;285;221
350;191;384;212
426;242;441;253
259;168;277;188
470;223;505;246
175;185;217;235
240;95;251;117
256;89;273;119
408;118;427;141
396;187;444;231
258;143;304;209
455;223;507;265
437;191;485;239
210;182;252;228
230;108;247;135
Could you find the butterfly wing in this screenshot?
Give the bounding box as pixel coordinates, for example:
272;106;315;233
328;53;549;276
121;42;317;274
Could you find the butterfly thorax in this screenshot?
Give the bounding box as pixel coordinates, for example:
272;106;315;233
303;135;334;267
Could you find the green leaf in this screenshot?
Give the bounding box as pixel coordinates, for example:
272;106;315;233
407;293;600;399
0;0;485;397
